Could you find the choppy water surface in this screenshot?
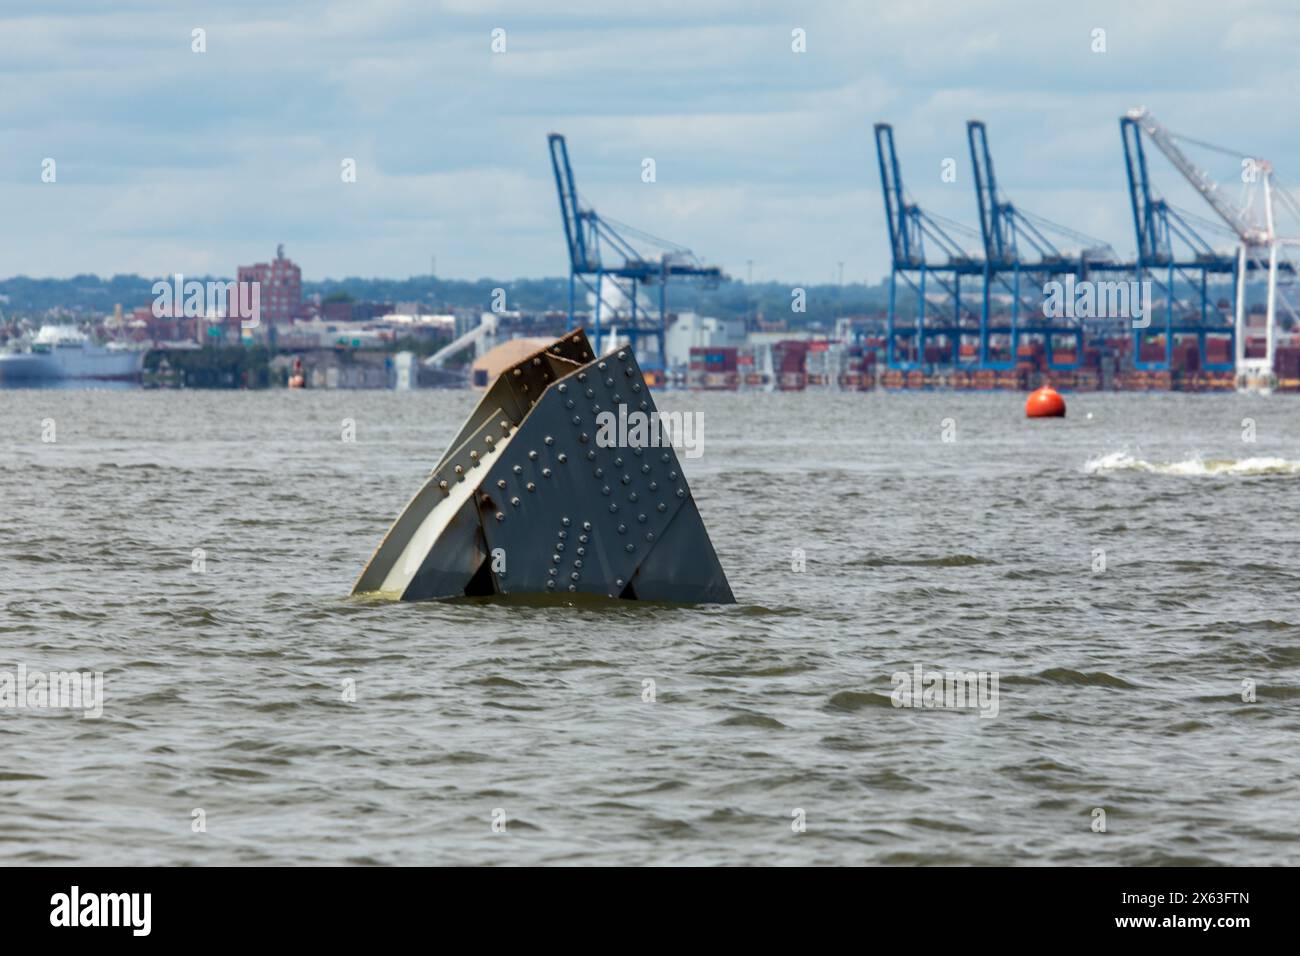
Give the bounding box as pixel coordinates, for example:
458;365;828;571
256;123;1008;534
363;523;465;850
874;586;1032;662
2;388;1298;865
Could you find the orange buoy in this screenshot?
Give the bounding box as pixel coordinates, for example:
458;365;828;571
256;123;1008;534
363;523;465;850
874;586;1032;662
1025;385;1065;418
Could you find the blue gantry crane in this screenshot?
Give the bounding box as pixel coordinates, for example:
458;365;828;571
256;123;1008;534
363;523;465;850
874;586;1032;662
877;114;1296;381
1119;112;1241;371
547;133;723;370
966;119;1132;370
1119;109;1299;374
874;122;985;369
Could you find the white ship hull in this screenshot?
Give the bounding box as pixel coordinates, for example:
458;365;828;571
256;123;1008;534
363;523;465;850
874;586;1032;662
0;346;146;383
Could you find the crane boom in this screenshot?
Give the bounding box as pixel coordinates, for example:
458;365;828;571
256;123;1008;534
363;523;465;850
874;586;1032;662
547;133;595;272
967;120;1006;263
1125;107;1270;246
873;123;914;267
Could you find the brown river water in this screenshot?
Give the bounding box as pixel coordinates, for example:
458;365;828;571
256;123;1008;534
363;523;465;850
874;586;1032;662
2;387;1298;864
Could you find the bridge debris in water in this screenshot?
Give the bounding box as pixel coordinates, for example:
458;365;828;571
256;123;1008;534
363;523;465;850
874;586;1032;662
352;330;734;604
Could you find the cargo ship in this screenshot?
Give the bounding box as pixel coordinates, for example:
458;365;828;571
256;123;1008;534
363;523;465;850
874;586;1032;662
0;325;147;384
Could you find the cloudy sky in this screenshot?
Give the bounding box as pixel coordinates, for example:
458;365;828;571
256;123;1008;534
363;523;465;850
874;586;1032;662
3;0;1299;283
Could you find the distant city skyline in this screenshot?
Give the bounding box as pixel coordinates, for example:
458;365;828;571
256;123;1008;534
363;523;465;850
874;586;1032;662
4;0;1300;282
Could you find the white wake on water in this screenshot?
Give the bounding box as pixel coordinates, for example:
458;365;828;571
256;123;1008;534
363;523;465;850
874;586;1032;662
1084;451;1300;477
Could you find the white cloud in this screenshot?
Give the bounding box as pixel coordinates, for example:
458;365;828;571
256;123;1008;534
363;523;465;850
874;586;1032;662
1;0;1299;280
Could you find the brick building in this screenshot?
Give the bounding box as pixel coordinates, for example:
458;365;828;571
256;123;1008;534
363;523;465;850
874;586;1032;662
237;244;302;325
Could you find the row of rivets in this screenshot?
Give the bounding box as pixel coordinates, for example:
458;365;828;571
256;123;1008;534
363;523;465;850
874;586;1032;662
490;354;668;594
547;516;567;589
